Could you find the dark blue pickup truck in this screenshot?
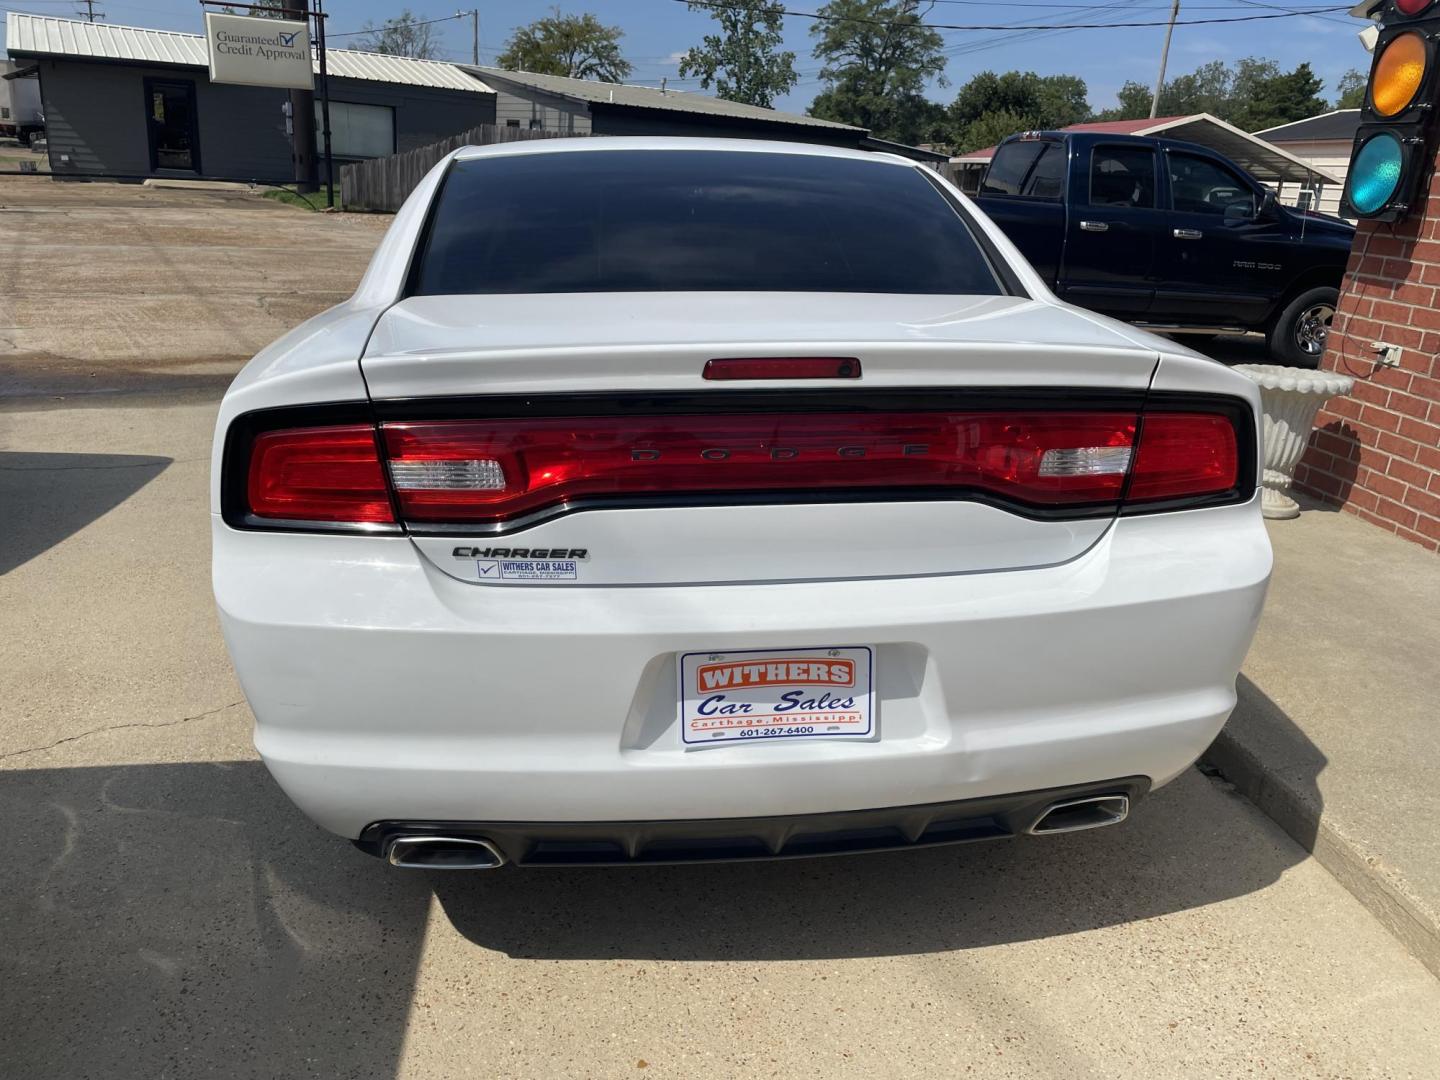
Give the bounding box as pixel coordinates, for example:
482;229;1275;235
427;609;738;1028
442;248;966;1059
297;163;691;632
975;131;1355;366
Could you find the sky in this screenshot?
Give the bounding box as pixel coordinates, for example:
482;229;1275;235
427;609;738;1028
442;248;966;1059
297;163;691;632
0;0;1377;118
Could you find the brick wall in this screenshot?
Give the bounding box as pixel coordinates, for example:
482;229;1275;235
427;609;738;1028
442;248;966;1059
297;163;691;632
1293;165;1440;552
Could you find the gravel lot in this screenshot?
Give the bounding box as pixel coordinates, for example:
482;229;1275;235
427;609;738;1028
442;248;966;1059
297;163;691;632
0;176;387;399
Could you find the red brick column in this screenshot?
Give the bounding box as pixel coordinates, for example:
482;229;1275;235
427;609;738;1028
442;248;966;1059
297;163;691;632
1293;165;1440;552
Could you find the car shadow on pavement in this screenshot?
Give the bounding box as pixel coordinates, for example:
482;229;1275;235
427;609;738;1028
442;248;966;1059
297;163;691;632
431;768;1306;962
0;754;1318;1075
0;762;432;1080
0;451;171;575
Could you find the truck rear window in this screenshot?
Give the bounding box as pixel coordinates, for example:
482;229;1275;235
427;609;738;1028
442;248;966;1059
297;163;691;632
981;140;1064;198
983;142;1042;195
409;149;1006;297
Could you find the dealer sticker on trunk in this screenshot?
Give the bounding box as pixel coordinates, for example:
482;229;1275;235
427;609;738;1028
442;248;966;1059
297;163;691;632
678;646;875;748
475;558;579;581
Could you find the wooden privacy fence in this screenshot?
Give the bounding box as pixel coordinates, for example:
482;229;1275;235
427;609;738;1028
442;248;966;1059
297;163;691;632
340;124;586;212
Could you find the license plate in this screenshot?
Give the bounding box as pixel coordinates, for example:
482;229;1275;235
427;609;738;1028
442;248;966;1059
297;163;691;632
678;646;874;748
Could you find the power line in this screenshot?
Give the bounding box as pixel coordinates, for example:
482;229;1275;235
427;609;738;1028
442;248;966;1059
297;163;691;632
646;1;1136;85
671;0;1350;30
922;0;1339;6
937;1;1134;58
326;10;470;40
1227;0;1355;26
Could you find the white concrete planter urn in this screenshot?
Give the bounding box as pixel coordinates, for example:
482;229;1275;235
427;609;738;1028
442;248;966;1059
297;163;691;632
1233;364;1355;520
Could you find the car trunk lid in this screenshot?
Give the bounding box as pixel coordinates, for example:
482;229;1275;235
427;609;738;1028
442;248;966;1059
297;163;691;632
361;293;1161;585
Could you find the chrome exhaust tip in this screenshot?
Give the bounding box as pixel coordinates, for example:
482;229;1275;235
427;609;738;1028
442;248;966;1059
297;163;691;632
386;835;507;870
1027;795;1130;836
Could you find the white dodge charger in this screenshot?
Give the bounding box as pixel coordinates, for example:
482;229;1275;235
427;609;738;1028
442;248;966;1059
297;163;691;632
212;138;1271;869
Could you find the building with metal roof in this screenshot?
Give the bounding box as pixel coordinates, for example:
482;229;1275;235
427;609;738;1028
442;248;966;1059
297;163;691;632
468;65;857;132
1256;111;1361;218
1256;110;1362;146
3;11;948;185
466;65;946;162
4;11;496;183
6;12;490;93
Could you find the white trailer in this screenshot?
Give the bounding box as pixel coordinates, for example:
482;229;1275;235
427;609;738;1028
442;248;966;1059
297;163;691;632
0;62;44;143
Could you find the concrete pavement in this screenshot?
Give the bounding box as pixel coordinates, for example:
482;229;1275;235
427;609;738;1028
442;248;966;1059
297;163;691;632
4;396;1440;1079
1207;501;1440;978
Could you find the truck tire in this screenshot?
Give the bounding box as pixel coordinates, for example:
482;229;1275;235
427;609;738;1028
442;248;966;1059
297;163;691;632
1268;286;1337;368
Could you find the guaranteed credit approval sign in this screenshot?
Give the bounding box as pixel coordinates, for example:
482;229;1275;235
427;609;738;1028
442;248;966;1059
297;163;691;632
205;12;312;90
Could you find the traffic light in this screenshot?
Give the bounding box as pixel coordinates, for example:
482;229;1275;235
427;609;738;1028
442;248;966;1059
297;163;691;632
1342;1;1440;221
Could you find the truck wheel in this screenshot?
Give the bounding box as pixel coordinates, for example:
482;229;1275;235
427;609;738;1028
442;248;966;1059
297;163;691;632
1269;286;1337;368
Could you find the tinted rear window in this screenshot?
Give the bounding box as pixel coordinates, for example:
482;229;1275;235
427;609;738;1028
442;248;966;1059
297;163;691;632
981;141;1045;196
1023;144;1066;199
410;149;1006;296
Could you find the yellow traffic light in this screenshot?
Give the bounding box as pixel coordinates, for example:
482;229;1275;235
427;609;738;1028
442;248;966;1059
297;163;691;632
1371;31;1427;116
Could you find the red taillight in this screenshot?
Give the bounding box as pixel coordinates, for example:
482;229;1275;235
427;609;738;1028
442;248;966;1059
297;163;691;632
232;406;1244;529
247;425;394;523
1127;413;1239;503
380;412;1141;525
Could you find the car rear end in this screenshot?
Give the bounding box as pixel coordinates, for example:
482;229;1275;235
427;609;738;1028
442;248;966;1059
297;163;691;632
212;140;1270;868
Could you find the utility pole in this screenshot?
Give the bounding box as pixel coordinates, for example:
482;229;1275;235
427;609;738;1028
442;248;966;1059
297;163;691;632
76;0;104;22
1150;0;1180;119
456;8;479;66
314;0;333;207
283;0;317;191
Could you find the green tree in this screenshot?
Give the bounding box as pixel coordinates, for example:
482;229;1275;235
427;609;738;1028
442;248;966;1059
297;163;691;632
1092;81;1154;122
946;70;1089;151
1094;60;1232;121
1334;68;1366;110
1095;58;1329;130
497;8;632;82
957;109;1030;154
679;0;797;108
1231;60;1326;130
807;0;948;143
1164;59;1234;116
357;9;440;60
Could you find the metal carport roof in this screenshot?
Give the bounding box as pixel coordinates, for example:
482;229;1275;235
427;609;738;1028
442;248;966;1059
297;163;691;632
953;113;1341;186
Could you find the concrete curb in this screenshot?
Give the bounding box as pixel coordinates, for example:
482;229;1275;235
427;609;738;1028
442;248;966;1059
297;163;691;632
141;178;255;192
1203;729;1440;980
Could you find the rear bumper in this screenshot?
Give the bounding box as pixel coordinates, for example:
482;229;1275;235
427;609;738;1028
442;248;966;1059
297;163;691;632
356;777;1150;867
214;499;1270;839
